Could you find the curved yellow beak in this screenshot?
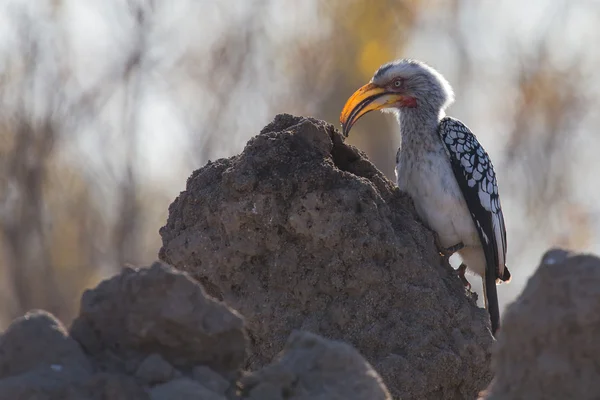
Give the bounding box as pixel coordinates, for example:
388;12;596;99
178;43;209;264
340;83;406;137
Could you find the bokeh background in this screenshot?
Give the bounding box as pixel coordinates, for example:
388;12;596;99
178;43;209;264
1;0;599;329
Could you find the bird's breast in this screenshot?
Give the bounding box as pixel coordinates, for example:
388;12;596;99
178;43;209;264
396;147;479;248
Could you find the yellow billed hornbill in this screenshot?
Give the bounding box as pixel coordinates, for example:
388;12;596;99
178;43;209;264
340;59;511;335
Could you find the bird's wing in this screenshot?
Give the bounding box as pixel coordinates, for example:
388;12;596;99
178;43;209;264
437;117;508;282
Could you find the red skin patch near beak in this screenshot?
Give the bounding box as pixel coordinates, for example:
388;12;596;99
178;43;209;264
399;97;417;108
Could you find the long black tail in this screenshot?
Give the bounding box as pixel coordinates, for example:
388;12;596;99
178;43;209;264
485;269;500;335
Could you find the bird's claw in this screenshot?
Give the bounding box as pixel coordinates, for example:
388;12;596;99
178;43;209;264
445;242;465;254
435;235;464;257
456;263;472;291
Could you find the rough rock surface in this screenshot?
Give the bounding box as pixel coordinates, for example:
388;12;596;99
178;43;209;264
0;310;146;400
192;365;230;394
241;330;391;400
0;262;391;400
149;378;226;400
70;262;247;378
135;353;178;385
484;249;600;400
0;310;92;380
60;373;149;400
159;113;494;398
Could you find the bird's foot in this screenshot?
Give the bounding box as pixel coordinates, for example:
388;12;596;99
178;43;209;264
456;263;472;291
445;242;465;254
435;234;464;257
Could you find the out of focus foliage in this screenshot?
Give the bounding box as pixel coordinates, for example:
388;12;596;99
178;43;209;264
1;0;599;328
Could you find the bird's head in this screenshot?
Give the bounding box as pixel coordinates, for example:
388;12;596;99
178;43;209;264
340;59;454;137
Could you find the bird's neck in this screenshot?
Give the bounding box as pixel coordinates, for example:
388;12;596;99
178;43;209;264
397;108;443;152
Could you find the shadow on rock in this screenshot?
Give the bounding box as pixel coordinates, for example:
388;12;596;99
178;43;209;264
483;249;600;399
0;262;392;400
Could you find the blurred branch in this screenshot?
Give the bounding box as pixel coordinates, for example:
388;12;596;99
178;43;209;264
0;0;158;325
0;14;61;321
501;0;593;253
113;0;155;266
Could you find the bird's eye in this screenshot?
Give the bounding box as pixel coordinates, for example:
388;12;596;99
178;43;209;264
392;78;403;88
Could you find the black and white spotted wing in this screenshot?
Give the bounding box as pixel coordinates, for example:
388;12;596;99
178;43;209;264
438;117;509;282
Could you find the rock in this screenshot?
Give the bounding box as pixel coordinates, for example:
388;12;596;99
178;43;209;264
0;310;148;400
70;262;247;377
191;365;230;394
0;367;87;400
0;310;92;381
159;113;493;398
241;330;391;400
135;354;177;385
484;249;600;399
149;378;226;400
62;373;148;400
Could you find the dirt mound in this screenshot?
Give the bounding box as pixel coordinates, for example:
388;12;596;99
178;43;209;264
159;113;494;399
0;262;391;399
484;249;600;399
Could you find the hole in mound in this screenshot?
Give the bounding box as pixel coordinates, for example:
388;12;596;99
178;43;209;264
330;140;361;173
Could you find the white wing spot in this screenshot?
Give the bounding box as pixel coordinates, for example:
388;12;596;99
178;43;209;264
476;219;490;244
478;190;492;211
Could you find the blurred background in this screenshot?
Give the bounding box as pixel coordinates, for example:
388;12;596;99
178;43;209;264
1;0;599;329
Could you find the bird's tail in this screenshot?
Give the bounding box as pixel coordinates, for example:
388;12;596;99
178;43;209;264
483;269;500;335
459;247;501;335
